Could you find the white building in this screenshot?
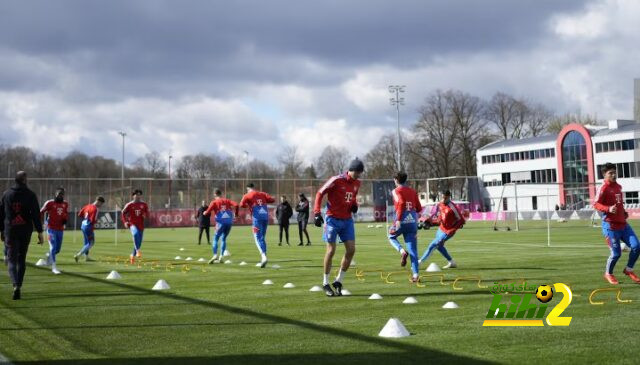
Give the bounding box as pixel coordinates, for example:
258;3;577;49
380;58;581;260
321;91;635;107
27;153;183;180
476;120;640;212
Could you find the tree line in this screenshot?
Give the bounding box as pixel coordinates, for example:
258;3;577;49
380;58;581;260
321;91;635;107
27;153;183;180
0;89;600;181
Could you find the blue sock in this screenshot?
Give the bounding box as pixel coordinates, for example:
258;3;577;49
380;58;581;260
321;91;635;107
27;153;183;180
389;236;404;253
407;239;419;275
607;243;621;274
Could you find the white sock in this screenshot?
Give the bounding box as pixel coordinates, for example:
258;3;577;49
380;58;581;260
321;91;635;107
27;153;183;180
412;273;419;279
323;274;330;286
261;254;267;262
626;266;633;272
400;248;406;255
335;270;346;283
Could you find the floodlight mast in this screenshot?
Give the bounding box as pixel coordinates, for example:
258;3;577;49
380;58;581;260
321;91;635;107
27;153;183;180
389;85;405;171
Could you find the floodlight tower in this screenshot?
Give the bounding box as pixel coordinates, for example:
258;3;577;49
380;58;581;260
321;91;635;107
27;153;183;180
118;131;126;205
389;85;405;171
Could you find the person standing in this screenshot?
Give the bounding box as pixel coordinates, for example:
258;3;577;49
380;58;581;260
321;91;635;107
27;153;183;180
122;189;149;264
295;193;311;246
240;183;275;268
313;158;363;297
74;196;105;262
0;171;44;300
594;162;640;284
40;187;69;275
196;200;210;245
276;196;293;246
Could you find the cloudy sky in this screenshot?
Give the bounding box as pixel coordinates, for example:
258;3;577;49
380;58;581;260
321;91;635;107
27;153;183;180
0;0;639;166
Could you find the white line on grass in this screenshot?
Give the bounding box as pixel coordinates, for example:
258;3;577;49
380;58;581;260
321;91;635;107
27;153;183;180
0;351;14;365
459;239;604;249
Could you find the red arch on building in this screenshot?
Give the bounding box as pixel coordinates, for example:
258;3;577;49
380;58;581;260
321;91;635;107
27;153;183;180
556;123;596;205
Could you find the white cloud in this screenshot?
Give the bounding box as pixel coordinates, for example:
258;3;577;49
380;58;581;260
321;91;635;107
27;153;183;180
282;118;387;165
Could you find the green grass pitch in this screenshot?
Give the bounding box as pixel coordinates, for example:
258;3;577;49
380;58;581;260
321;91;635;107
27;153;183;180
1;220;639;364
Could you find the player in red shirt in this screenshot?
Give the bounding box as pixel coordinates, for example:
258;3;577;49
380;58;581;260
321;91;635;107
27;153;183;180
418;190;464;269
40;187;68;274
594;163;640;285
313;158;363;297
74;196;105;262
388;172;423;282
122;189;149;264
204;188;239;263
240;183;275;267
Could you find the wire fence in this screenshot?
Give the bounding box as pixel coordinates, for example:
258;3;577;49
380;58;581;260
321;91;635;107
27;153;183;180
0;177;430;211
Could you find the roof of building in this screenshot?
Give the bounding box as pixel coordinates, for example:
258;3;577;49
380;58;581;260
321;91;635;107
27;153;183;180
479;120;640;152
478;133;557;151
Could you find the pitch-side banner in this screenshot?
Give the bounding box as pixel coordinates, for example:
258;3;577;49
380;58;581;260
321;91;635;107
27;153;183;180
147;208;277;228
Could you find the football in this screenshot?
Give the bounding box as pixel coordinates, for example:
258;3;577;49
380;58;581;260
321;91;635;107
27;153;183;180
535;285;554;303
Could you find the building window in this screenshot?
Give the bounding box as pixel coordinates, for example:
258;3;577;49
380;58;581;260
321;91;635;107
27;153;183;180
562;131;590;210
625;192;639;204
532;196;538;210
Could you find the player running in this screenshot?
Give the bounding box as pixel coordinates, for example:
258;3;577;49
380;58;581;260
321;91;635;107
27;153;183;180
594;162;640;285
74;196;105;262
204;189;239;264
314;158;363;297
388;172;423;283
40;187;69;274
418;190;464;269
240;183;275;268
122;189;149;264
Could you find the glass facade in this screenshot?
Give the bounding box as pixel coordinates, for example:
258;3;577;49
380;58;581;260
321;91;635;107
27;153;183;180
561;131;590;209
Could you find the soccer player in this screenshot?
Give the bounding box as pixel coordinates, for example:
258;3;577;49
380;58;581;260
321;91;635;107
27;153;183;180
40;187;69;274
594;162;640;285
314;158;363;297
418;190;464;269
240;183;275;267
122;189;149;264
204;189;239;264
74;196;105;262
388;172;423;282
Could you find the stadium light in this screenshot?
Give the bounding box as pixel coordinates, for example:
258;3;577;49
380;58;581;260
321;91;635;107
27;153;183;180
118;131;126;205
389;85;405;171
168;154;173;209
243;150;249;182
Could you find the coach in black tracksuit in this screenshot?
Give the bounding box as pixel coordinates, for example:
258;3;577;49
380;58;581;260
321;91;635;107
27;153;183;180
296;193;311;246
276;196;293;246
196;200;210;245
0;171;43;300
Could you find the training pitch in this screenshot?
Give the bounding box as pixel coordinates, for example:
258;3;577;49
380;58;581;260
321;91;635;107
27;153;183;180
1;220;639;364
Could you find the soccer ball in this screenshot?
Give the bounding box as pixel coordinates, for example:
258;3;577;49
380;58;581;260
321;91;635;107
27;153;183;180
535;285;554;303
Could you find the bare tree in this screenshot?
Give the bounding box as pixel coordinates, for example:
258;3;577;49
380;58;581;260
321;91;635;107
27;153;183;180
365;134;399;179
278;146;303;178
547;112;603;133
485;92;521;140
526;102;554;137
315;146;350;178
411;90;461;179
448;90;487;176
134;151;167;178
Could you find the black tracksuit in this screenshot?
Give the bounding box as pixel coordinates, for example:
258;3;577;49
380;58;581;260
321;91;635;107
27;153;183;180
276;202;293;245
196;206;210;244
295;199;311;244
0;183;43;289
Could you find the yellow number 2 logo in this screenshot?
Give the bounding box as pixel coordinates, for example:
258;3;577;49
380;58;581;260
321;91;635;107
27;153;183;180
546;283;572;326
